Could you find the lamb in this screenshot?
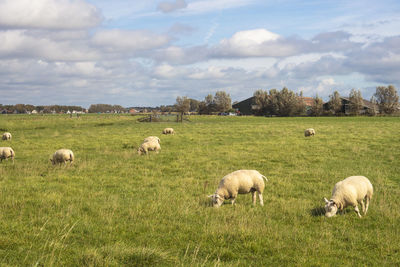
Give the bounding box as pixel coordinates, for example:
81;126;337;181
2;132;12;140
50;149;74;165
324;176;373;218
138;140;161;155
304;128;315;137
143;136;161;144
0;147;15;163
162;128;174;135
208;170;268;207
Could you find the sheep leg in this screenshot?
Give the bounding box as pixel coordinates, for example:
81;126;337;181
252;191;256;205
365;197;370;214
231;198;236;205
354;205;362;218
258;193;264;206
360;200;366;214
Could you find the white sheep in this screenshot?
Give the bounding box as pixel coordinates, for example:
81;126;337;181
0;147;15;163
162;128;174;135
143;136;161;144
2;132;12;141
138;140;161;155
50;149;74;165
304;128;315;137
324;176;373;218
208;170;268;207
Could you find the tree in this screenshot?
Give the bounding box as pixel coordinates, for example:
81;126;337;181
374;85;399;114
348;89;363;115
276;87;302;116
214;91;232;113
368;96;378;116
253;89;269;115
189;99;200;112
175;96;190;114
328;91;342;115
310;95;324;116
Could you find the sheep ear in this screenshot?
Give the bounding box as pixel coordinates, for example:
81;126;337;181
207;195;214;198
324;197;329;204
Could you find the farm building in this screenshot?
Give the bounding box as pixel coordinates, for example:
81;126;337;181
323;97;378;115
232;96;315;115
232;97;258;115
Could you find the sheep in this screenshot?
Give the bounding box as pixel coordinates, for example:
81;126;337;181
162;128;174;135
2;132;12;141
304;128;315;137
208;170;268;207
324;176;373;218
143;136;161;144
0;147;15;163
138;140;161;155
50;149;74;165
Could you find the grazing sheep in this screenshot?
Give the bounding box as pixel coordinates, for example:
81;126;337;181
138;140;161;155
0;147;15;163
2;132;12;141
162;128;174;135
50;149;74;165
208;170;268;207
304;128;315;137
324;176;373;218
143;136;161;144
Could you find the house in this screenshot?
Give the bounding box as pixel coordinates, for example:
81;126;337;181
301;97;316;115
323;97;378;115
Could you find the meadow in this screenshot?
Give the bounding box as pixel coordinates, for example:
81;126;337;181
0;114;399;266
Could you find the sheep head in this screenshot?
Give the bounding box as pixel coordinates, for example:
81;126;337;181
324;197;338;217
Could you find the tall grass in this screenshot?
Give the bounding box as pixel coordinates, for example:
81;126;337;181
0;114;399;266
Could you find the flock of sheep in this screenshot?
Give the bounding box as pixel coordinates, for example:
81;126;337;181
1;126;373;218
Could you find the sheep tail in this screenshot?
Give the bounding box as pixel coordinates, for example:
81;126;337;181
261;175;268;182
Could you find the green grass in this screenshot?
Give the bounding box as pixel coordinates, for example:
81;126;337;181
0;114;399;266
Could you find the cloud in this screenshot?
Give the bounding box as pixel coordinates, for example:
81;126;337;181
168;23;196;36
91;29;170;54
0;30;99;61
207;31;298;59
157;0;187;13
184;0;255;15
0;0;102;30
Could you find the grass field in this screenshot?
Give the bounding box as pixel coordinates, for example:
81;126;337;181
0;114;399;266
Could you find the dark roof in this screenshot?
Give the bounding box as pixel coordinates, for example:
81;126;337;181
340;97;377;109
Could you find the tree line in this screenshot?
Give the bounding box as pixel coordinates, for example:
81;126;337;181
174;91;233;115
175;85;399;116
0;104;85;114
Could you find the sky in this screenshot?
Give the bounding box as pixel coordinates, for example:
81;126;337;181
1;0;400;107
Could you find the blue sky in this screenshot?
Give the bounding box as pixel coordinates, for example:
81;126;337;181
1;0;400;107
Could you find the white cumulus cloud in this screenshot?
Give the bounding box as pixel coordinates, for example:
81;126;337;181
0;0;102;30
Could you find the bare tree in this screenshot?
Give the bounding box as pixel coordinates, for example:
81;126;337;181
348;89;363;115
374;85;399;114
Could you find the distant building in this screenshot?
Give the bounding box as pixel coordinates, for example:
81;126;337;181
232;97;257;115
323;97;378;115
301;97;316;115
233;96;316;115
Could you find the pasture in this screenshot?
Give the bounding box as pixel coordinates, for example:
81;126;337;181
0;114;399;266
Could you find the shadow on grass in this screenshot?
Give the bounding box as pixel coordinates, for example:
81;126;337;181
122;143;137;150
310;206;325;217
